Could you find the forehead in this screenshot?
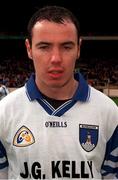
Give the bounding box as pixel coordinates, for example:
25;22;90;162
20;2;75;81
32;20;78;41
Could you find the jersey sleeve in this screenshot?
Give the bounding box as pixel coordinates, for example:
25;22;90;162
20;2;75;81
101;125;118;179
0;141;8;179
0;141;8;169
0;95;10;179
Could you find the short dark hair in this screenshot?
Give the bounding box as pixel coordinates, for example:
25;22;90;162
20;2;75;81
27;6;80;45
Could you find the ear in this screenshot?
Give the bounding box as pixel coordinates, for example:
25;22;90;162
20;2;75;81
25;39;33;60
77;38;82;59
79;38;82;46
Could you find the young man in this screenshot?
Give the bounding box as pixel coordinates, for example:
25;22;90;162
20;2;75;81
0;6;118;179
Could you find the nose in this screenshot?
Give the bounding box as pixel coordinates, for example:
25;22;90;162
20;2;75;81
50;48;62;64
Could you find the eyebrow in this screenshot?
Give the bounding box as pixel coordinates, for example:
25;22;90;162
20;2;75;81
35;41;75;47
35;42;51;47
61;41;75;46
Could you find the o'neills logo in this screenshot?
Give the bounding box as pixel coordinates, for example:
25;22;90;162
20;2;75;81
45;121;67;128
13;126;35;147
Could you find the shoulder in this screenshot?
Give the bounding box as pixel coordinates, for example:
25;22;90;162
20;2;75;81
0;86;26;109
89;86;118;120
90;85;118;119
89;86;118;137
89;86;117;107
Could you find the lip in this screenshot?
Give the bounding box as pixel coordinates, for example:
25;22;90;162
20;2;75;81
48;68;64;79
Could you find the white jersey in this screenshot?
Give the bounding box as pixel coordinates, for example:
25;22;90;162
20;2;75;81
0;73;118;179
0;85;9;100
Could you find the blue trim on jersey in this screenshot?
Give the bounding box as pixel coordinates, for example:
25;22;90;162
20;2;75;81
101;126;118;178
73;73;89;101
26;73;90;116
0;141;8;169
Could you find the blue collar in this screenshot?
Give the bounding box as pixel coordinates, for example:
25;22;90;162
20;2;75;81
26;72;90;102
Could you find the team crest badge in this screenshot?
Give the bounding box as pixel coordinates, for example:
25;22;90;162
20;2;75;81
79;124;99;152
13;126;35;147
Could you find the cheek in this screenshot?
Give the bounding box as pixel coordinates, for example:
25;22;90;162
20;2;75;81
33;58;47;75
64;61;76;76
66;57;77;69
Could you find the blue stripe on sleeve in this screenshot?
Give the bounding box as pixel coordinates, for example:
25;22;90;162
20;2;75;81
0;141;8;169
101;126;118;177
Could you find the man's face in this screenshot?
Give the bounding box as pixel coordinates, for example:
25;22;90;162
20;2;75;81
25;20;81;90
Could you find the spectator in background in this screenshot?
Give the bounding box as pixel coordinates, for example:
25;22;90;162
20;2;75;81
0;5;118;179
0;83;9;100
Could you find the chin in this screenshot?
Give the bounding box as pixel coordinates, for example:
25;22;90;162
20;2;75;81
47;78;70;88
48;82;65;88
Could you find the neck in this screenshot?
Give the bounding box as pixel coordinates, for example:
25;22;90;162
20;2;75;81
36;79;78;100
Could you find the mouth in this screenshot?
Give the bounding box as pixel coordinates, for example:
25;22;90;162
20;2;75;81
48;68;64;79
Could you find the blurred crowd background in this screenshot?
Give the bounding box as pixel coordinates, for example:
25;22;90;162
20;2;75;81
0;1;118;92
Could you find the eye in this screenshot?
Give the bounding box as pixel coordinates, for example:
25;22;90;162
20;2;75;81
63;45;73;50
38;45;49;50
64;46;72;49
62;42;74;50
